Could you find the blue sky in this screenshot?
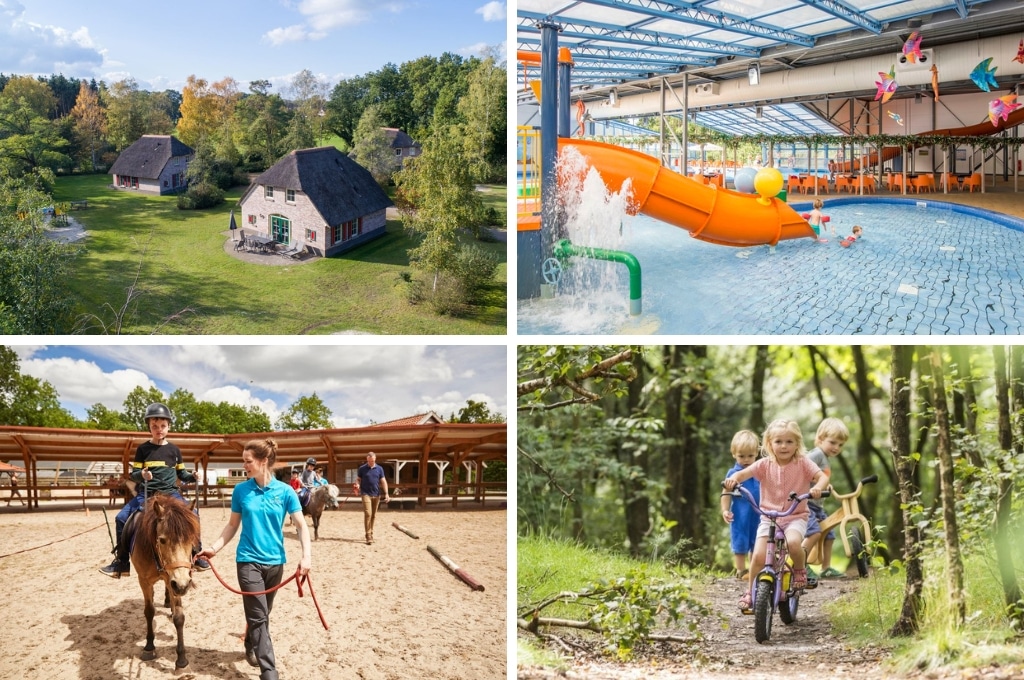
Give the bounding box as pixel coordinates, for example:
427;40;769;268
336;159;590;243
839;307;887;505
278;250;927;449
0;0;506;92
11;344;507;428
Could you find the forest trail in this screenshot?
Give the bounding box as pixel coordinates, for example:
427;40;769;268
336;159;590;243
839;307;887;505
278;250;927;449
519;573;1020;680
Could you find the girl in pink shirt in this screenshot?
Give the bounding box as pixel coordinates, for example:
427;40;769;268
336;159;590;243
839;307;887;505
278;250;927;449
724;419;829;610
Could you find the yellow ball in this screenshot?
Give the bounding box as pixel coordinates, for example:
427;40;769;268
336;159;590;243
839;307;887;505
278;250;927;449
754;167;784;204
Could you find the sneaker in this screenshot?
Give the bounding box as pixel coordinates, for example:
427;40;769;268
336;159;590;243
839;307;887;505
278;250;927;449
99;559;130;578
805;566;818;589
735;568;749;580
738;591;753;615
193;557;211;571
820;567;845;579
792;568;808;590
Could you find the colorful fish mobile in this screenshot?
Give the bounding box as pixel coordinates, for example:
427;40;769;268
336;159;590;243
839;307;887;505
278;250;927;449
887;111;904;126
988;94;1023;127
970;58;998;92
1014;39;1024;65
874;66;898;103
902;31;924;63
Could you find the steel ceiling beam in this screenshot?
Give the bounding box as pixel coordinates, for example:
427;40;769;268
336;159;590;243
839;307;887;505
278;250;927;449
797;0;883;34
576;0;815;47
518;11;761;57
518;37;717;66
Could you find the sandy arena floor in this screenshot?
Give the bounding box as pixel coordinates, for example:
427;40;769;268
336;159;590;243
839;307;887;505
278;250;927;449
0;502;506;680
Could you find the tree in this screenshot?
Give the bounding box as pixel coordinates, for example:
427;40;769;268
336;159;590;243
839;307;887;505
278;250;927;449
0;96;73;183
395;124;486;289
70;80;107;170
283;69;327;151
991;346;1023;628
929;347;966;628
0;75;57;118
234;80;290;169
176;75;237;149
0;346;76;427
326;75;369;145
85;403;134;431
103;78;146;151
456;53;506;183
889;344;923;635
0;176;80;333
450;399;505;423
275;393;333;431
349;104;394;185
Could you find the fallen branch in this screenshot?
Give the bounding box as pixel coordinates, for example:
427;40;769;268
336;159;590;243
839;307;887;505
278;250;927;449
518;446;576;501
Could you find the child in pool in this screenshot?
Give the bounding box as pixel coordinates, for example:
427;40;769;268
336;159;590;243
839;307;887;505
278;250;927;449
807;199;825;239
840;225;863;247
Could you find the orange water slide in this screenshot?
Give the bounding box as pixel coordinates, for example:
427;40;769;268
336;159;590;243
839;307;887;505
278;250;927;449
839;106;1024;173
559;138;816;247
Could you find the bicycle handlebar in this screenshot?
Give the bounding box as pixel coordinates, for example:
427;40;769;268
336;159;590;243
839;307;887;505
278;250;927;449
721;482;830;519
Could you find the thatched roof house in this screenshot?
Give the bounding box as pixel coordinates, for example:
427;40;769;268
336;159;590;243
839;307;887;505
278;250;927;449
238;146;393;257
109;135;194;195
383;127;420;168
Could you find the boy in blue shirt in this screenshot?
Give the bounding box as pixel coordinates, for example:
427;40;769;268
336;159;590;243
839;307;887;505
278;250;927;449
720;430;761;585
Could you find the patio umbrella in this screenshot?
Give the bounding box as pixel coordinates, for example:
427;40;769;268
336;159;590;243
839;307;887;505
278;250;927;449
229;209;238;240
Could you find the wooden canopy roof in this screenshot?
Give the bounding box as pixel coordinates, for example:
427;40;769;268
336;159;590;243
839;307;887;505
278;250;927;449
0;422;507;471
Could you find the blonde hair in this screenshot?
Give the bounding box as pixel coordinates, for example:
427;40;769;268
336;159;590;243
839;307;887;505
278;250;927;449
813;199;823;210
762;419;806;462
815;417;849;444
731;430;760;458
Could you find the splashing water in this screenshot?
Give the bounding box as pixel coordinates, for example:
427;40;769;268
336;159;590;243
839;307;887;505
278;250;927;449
519;146;660;334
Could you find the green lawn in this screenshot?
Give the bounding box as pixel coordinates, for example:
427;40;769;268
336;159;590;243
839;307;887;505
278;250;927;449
53;175;506;335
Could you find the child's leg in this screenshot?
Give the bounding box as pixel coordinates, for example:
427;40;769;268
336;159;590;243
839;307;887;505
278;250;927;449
822;537;835;570
733;553;746;573
785;526;807;570
749;535;768;581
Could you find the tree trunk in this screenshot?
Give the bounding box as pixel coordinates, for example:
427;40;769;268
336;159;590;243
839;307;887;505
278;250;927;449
807;346;828;421
679;346;708;563
851;346;876;520
992;346;1022;627
623;353;649;557
890;345;923;636
750;346;768;432
930;347;965;627
664;346;684;547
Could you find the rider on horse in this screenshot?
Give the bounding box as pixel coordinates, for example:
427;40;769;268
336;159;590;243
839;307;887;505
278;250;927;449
99;403;211;578
297;457;317;507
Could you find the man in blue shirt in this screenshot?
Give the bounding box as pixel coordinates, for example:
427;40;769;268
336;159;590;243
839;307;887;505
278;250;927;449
354;452;390;545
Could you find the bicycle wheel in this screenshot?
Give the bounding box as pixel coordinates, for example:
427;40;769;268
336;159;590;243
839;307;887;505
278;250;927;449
779;587;799;624
753;579;774;643
849;527;870;577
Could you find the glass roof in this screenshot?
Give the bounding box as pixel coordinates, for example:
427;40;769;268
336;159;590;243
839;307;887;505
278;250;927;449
690;103;846;137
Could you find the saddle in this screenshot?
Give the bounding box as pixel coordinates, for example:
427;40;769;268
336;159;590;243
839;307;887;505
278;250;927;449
115;509;144;563
298;487;311;508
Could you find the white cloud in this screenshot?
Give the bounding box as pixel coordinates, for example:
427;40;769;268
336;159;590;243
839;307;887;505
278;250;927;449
0;2;104;77
264;0;406;46
263;24;310;45
476;1;505;22
20;357;156;412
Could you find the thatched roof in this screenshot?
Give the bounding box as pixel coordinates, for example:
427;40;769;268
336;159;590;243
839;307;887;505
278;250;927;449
382;127;419;150
251;146;393;225
109;135;194;179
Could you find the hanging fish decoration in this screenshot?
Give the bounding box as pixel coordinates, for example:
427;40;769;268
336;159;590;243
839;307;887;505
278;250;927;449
874;66;898;103
1014;39;1024;65
988;94;1023;126
887;111;905;126
930;64;940;102
970;58;998;92
902;32;924;63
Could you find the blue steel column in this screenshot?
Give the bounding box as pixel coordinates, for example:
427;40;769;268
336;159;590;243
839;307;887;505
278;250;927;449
540;22;559;242
558;55;571;138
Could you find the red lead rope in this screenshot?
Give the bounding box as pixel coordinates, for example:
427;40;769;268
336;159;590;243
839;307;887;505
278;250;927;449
202;556;330;630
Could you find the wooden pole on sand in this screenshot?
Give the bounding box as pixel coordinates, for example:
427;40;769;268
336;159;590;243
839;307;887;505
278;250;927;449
426;544;485;591
392;522;419;539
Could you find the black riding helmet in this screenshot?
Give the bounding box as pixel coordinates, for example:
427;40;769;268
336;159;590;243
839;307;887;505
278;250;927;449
306;457;316;466
144;402;174;425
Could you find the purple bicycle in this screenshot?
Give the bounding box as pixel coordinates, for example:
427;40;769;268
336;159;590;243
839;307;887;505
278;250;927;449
723;484;830;643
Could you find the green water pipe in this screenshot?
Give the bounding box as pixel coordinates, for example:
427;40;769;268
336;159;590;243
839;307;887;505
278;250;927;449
554;239;642;316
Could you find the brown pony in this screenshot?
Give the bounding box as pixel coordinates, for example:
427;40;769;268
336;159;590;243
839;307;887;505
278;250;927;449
130;494;200;669
301;484;340;540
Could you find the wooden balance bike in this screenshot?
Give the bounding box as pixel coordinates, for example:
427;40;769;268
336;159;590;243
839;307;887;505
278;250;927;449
807;474;878;578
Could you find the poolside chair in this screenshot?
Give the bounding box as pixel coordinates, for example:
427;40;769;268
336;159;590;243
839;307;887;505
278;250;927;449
960;173;982;192
834;176;850;193
943;173;959;192
787;175;801;194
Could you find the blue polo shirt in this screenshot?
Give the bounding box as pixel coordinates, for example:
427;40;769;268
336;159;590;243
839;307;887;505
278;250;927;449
231;477;301;565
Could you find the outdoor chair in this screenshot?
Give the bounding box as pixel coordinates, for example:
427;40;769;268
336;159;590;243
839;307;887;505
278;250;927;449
834;176;850;192
910;175;935;193
235;234;247;251
787;175;801;194
279;242;302;258
960;173;982;192
944;173;960;191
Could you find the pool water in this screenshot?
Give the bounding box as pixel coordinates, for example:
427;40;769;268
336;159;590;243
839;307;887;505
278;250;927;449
518;198;1024;335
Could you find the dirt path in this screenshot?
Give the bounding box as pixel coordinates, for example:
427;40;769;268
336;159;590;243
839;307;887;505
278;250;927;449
519;574;892;680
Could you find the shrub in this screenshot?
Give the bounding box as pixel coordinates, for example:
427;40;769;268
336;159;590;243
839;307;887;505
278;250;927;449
449;244;499;298
177;182;225;210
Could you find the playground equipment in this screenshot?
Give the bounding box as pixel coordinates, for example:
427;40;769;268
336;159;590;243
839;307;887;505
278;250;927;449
516;25;816;313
